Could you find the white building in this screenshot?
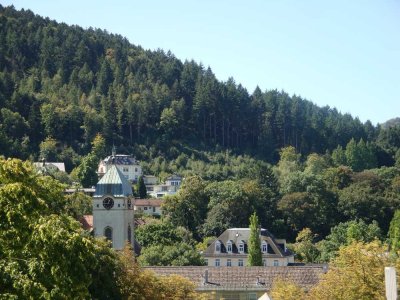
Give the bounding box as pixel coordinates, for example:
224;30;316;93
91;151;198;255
133;198;163;216
146;174;182;198
98;153;142;183
203;228;294;267
92;165;134;250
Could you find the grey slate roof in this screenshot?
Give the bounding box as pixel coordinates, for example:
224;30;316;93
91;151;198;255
103;154;138;165
145;266;326;291
94;165;133;197
203;228;292;257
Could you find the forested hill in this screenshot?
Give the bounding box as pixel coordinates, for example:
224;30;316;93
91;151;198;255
0;5;397;167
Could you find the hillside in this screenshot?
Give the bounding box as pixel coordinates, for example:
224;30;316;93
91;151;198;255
1;4;394;168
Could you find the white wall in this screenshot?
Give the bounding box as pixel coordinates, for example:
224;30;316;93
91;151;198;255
93;197;134;250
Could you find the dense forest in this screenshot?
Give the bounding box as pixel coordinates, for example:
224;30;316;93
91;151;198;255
1;4;400;245
1;4;399;167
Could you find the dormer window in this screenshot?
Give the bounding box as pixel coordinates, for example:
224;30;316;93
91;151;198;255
262;241;267;253
215;241;221;253
227;240;233;253
239;241;245;253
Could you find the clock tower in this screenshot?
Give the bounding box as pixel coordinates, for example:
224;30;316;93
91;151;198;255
93;164;134;250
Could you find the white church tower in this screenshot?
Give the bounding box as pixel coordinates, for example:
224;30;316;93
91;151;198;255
93;164;134;250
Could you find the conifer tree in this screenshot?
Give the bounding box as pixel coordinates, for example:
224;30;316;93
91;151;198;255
137;176;147;199
248;212;263;266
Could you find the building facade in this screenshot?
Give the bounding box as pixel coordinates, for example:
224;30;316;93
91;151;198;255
145;174;182;198
98;154;142;183
92;165;134;250
203;228;294;267
133;198;163;216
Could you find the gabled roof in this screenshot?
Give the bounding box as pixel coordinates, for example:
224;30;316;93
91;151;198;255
94;165;133;197
145;266;326;291
203;228;292;257
102;154;138;166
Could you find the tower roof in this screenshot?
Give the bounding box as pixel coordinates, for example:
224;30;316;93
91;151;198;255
94;165;133;197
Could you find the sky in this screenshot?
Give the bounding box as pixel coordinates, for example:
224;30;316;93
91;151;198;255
2;0;400;124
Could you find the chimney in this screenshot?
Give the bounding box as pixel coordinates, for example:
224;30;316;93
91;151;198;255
203;269;209;285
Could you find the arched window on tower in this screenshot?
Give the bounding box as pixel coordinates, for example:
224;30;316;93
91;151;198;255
127;225;132;244
104;226;113;246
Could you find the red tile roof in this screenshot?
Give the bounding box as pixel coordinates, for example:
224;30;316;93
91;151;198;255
80;215;93;231
145;266;326;291
134;198;163;207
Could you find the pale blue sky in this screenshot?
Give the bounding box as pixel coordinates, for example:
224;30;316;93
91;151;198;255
2;0;399;124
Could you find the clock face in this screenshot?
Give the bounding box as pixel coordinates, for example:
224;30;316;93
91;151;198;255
103;197;114;210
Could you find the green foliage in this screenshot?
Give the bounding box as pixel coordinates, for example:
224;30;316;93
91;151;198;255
138;243;204;266
389;210;400;253
135;220;191;248
65;191;93;219
291;228;320;263
136;175;147;198
0;158;121;299
317;220;382;262
163;176;208;237
74;153;98;187
247;213;262;266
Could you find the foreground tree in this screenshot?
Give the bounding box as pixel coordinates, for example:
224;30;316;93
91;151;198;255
270;278;306;300
247;213;262;266
0;158;120;299
388;209;400;254
117;245;203;299
309;240;396;300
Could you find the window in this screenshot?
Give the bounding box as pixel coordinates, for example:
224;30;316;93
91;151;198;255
238;259;243;267
262;242;267;253
153;207;156;212
227;241;232;253
215;241;221;253
248;293;257;300
227;259;232;267
144;207;148;210
274;260;279;266
123;167;129;172
239;242;244;253
147;186;153;191
127;225;132;244
135;167;138;172
104;227;113;244
162;186;168;192
204;259;208;266
215;259;220;267
263;259;267;266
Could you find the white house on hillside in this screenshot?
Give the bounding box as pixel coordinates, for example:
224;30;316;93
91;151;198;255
203;228;294;267
145;174;182;198
97;152;142;183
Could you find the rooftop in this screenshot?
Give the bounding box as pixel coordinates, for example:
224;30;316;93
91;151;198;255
102;154;138;166
145;266;326;291
134;198;163;207
94;165;133;197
